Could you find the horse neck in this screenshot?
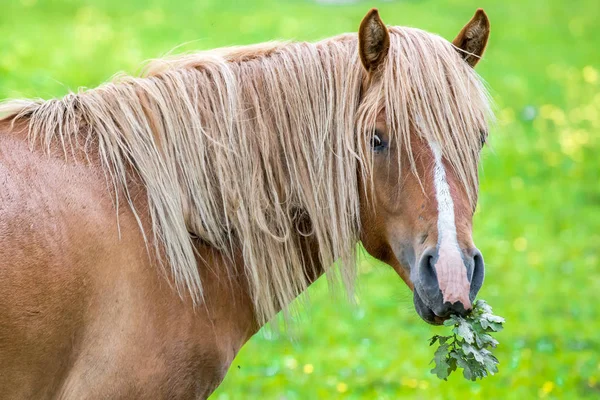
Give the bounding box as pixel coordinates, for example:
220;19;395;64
192;232;325;342
176;40;363;323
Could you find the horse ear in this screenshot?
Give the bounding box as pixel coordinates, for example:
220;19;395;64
358;8;390;72
452;9;490;68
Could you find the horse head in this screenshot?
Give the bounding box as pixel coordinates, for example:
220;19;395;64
357;9;491;324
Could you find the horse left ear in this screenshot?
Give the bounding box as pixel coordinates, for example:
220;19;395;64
452;8;490;68
358;8;390;72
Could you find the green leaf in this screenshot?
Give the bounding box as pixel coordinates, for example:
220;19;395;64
474;299;492;314
487;322;504;332
481;351;500;375
479;318;491;330
462;343;485;364
430;343;452;380
433;342;450;363
448;355;458;373
430;356;451;380
452;353;474;381
473;331;498;348
455;319;475;344
466;357;486;381
443;315;459;327
427;298;504;382
484;314;505;324
429;335;451;346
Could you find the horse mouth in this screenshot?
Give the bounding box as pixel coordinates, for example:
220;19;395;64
413;290;447;325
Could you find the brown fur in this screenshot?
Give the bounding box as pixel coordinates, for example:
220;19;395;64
359;115;475;292
0;9;492;398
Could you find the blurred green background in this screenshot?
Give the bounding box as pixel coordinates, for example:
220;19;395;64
1;0;598;399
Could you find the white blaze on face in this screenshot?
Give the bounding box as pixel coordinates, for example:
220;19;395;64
430;143;472;309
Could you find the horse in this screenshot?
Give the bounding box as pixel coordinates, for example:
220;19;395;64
0;8;492;399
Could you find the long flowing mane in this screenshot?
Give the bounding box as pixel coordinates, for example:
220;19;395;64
0;27;492;323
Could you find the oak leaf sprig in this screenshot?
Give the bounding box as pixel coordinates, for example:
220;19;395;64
429;299;504;381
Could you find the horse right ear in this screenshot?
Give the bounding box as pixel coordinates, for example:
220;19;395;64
358;9;390;73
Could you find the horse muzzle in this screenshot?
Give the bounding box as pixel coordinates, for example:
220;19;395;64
412;247;485;325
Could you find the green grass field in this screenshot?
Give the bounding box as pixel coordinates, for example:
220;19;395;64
1;0;599;398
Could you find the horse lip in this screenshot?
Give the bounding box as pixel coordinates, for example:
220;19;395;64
413;289;446;325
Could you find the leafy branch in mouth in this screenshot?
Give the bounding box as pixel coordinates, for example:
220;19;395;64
429;299;505;381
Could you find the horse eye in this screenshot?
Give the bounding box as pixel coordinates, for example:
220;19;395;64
372;135;382;147
370;130;386;151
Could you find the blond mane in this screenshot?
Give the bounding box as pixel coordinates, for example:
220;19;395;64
0;27;492;323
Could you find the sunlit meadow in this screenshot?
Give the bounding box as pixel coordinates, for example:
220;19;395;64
1;0;598;398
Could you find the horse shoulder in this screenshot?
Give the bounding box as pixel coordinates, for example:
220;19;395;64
0;122;254;399
0;125;125;397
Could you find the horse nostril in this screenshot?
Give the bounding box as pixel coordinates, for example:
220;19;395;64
418;249;438;289
470;249;485;297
